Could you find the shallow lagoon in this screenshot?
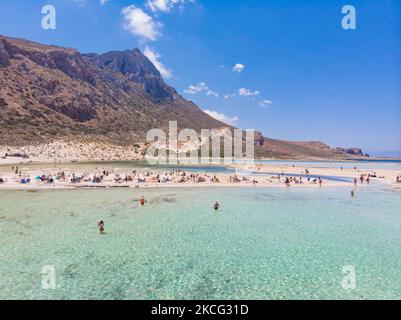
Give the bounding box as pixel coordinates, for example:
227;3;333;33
1;159;400;174
0;186;400;300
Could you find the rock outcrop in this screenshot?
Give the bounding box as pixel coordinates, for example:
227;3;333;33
335;147;365;157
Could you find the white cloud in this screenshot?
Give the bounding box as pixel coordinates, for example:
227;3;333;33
185;82;208;94
146;0;194;13
206;90;219;98
122;5;162;41
259;99;272;108
232;63;245;73
144;46;172;78
238;88;260;97
185;82;219;98
224;93;236;99
204;109;239;126
146;0;171;12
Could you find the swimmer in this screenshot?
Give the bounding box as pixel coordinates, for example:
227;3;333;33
98;220;105;234
140;196;147;206
213;201;220;211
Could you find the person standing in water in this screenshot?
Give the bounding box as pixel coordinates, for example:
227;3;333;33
98;220;105;234
213;201;220;211
140;196;147;206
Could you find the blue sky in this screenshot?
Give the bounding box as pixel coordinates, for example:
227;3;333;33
0;0;400;154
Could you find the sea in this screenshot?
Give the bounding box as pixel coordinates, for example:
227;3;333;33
0;182;400;299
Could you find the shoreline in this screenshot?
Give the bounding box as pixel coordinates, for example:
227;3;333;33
0;181;356;191
1;161;400;191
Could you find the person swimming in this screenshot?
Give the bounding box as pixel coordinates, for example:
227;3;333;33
213;201;220;211
140;196;147;206
98;220;105;234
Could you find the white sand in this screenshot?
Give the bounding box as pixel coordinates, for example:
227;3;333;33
0;162;399;190
0;140;400;190
0;140;146;165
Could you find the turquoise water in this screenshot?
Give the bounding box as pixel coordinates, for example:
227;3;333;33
0;161;234;174
256;160;401;171
2;159;400;174
0;187;400;300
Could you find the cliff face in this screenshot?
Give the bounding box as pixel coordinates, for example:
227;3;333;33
0;35;226;145
85;49;177;102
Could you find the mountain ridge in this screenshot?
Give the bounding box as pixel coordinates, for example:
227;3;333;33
0;34;227;146
0;35;366;160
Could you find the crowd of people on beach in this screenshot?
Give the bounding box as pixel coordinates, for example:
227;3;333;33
0;165;363;188
0;166;332;188
263;173;323;186
1;164;401;188
3;167;229;187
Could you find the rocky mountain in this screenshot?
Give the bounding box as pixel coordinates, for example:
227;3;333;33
0;35;365;160
0;35;226;146
256;138;368;159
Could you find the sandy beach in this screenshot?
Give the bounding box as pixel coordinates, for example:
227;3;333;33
1;141;400;190
0;160;400;191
